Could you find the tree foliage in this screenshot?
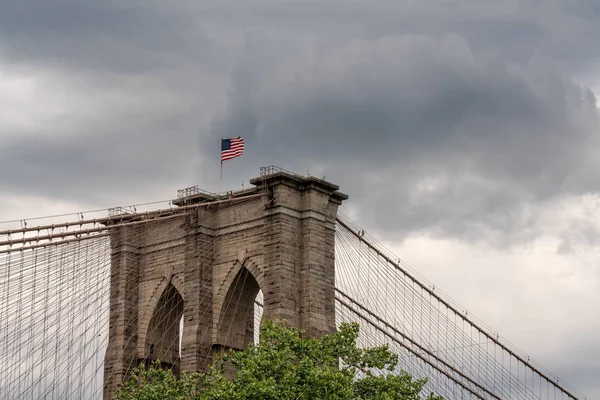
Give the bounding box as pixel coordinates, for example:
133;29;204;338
116;321;443;400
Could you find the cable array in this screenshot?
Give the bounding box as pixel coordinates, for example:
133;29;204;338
0;231;110;399
335;214;586;400
0;201;587;399
0;194;267;399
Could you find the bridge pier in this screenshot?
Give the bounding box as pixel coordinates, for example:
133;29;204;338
102;169;347;398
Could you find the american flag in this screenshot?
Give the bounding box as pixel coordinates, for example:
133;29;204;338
221;137;245;161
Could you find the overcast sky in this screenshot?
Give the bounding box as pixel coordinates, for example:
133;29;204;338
1;0;599;397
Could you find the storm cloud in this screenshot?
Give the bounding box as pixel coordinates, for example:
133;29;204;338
210;31;599;245
0;0;599;397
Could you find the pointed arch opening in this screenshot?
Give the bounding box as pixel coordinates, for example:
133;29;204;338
215;266;261;350
144;282;184;373
254;289;264;344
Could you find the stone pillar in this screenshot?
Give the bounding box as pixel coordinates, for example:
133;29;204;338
180;210;215;371
103;226;142;400
250;172;347;337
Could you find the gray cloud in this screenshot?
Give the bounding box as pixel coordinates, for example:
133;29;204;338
0;0;227;74
208;32;599;245
0;0;599;396
1;2;599;227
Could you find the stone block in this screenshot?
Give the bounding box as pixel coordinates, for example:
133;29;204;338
103;170;346;399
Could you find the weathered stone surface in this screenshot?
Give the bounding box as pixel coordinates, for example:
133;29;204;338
103;171;347;399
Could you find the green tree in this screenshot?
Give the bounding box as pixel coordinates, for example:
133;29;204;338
116;321;443;400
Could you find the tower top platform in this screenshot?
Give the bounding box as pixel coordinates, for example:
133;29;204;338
172;165;348;207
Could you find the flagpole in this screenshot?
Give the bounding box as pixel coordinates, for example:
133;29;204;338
219;138;223;195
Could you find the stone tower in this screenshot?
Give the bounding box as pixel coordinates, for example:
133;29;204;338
102;168;347;398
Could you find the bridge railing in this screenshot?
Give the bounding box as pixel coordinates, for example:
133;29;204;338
259;165;300;177
176;186;217;200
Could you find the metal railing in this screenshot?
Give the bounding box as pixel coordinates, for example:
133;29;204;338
259;165;331;184
260;165;316;179
176;185;216;199
107;206;134;217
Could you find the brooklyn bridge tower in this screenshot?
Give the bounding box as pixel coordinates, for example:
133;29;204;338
102;168;347;398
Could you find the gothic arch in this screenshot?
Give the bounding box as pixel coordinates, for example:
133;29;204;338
213;259;263;349
170;274;185;298
138;275;184;357
214;259;263;316
140;279;184;371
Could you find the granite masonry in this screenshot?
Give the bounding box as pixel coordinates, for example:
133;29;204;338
102;170;347;399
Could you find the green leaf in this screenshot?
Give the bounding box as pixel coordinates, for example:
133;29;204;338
115;321;444;400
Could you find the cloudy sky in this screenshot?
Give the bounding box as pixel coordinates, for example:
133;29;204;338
1;0;599;397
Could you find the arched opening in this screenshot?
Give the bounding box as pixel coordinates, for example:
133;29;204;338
144;282;184;374
215;267;260;350
254;290;264;344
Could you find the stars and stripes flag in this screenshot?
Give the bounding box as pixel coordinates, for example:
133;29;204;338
221;137;245;162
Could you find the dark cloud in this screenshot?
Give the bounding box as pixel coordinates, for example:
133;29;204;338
207;32;599;245
0;0;227;75
0;2;598;231
0;108;207;205
0;0;599;395
0;1;597;241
